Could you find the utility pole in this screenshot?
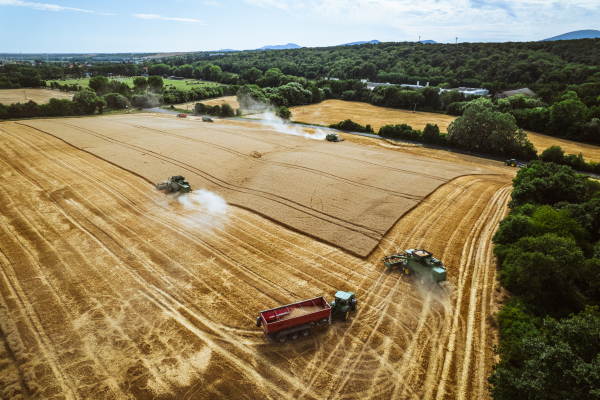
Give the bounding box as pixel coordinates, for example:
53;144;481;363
419;36;421;43
456;37;458;44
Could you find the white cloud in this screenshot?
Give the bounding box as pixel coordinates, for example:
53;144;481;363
0;0;117;14
244;0;600;42
133;13;204;23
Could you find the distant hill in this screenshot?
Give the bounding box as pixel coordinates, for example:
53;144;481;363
339;40;380;46
541;30;600;41
417;40;437;44
256;43;301;50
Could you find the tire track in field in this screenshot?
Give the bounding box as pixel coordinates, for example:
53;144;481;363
0;122;511;399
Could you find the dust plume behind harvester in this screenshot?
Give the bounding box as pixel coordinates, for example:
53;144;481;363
382;249;449;286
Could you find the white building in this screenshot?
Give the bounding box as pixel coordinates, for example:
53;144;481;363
439;87;489;96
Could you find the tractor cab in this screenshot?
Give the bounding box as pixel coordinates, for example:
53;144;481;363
330;291;357;321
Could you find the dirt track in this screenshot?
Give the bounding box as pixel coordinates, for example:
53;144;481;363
21;116;488;257
0;119;511;399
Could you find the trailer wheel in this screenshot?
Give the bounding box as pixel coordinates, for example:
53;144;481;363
277;334;287;343
290;332;299;340
301;329;310;337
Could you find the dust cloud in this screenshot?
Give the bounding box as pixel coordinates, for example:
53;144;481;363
257;111;327;140
178;189;227;214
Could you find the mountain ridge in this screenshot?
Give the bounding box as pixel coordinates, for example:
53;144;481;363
541;30;600;41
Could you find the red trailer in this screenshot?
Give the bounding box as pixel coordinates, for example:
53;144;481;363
257;296;331;343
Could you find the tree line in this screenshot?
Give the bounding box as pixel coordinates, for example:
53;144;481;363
488;161;600;399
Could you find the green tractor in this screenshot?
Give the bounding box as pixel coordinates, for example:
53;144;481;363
156;176;191;193
326;133;345;142
382;249;449;287
330;291;357;321
504;159;524;168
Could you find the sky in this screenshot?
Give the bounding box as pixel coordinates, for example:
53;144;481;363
0;0;599;53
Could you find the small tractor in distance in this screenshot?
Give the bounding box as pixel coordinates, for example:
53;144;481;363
330;291;357;321
382;249;449;287
326;133;345;142
156;176;191;193
504;159;524;168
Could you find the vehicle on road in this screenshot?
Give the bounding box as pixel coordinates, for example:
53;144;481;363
382;249;449;286
504;159;524;167
156;175;191;193
177;113;187;118
257;291;357;343
202;116;213;122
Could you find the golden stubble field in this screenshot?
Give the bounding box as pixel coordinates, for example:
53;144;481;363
0;88;74;105
283;100;600;162
0;114;513;399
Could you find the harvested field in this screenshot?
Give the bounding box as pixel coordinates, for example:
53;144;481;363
0;119;511;399
21;115;489;257
283;100;600;162
285;100;456;132
0;88;74;105
525;130;600;161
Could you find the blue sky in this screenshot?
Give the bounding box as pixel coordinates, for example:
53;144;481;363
0;0;598;53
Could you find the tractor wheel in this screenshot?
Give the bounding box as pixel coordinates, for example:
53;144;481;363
168;186;173;192
343;310;350;322
351;299;357;311
404;268;411;275
290;332;299;340
301;329;310;337
420;277;426;286
277;334;287;343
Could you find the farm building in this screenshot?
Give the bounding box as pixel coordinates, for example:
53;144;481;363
439;87;489;96
495;87;536;98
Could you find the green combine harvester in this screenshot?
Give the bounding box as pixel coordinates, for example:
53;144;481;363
382;249;449;286
156;176;191;193
326;133;345;142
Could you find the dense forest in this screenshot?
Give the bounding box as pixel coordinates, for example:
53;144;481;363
1;39;600;143
489;161;600;399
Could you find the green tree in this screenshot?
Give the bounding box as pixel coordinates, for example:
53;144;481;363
510;161;589;207
447;97;536;159
499;234;587;315
275;106;291;120
133;77;148;92
241;67;263;83
96;98;107;114
89;76;109;95
550;91;587;134
147;76;164;93
422;123;441;143
72;89;99;114
220;103;234;117
489;307;600;400
540;145;565;164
